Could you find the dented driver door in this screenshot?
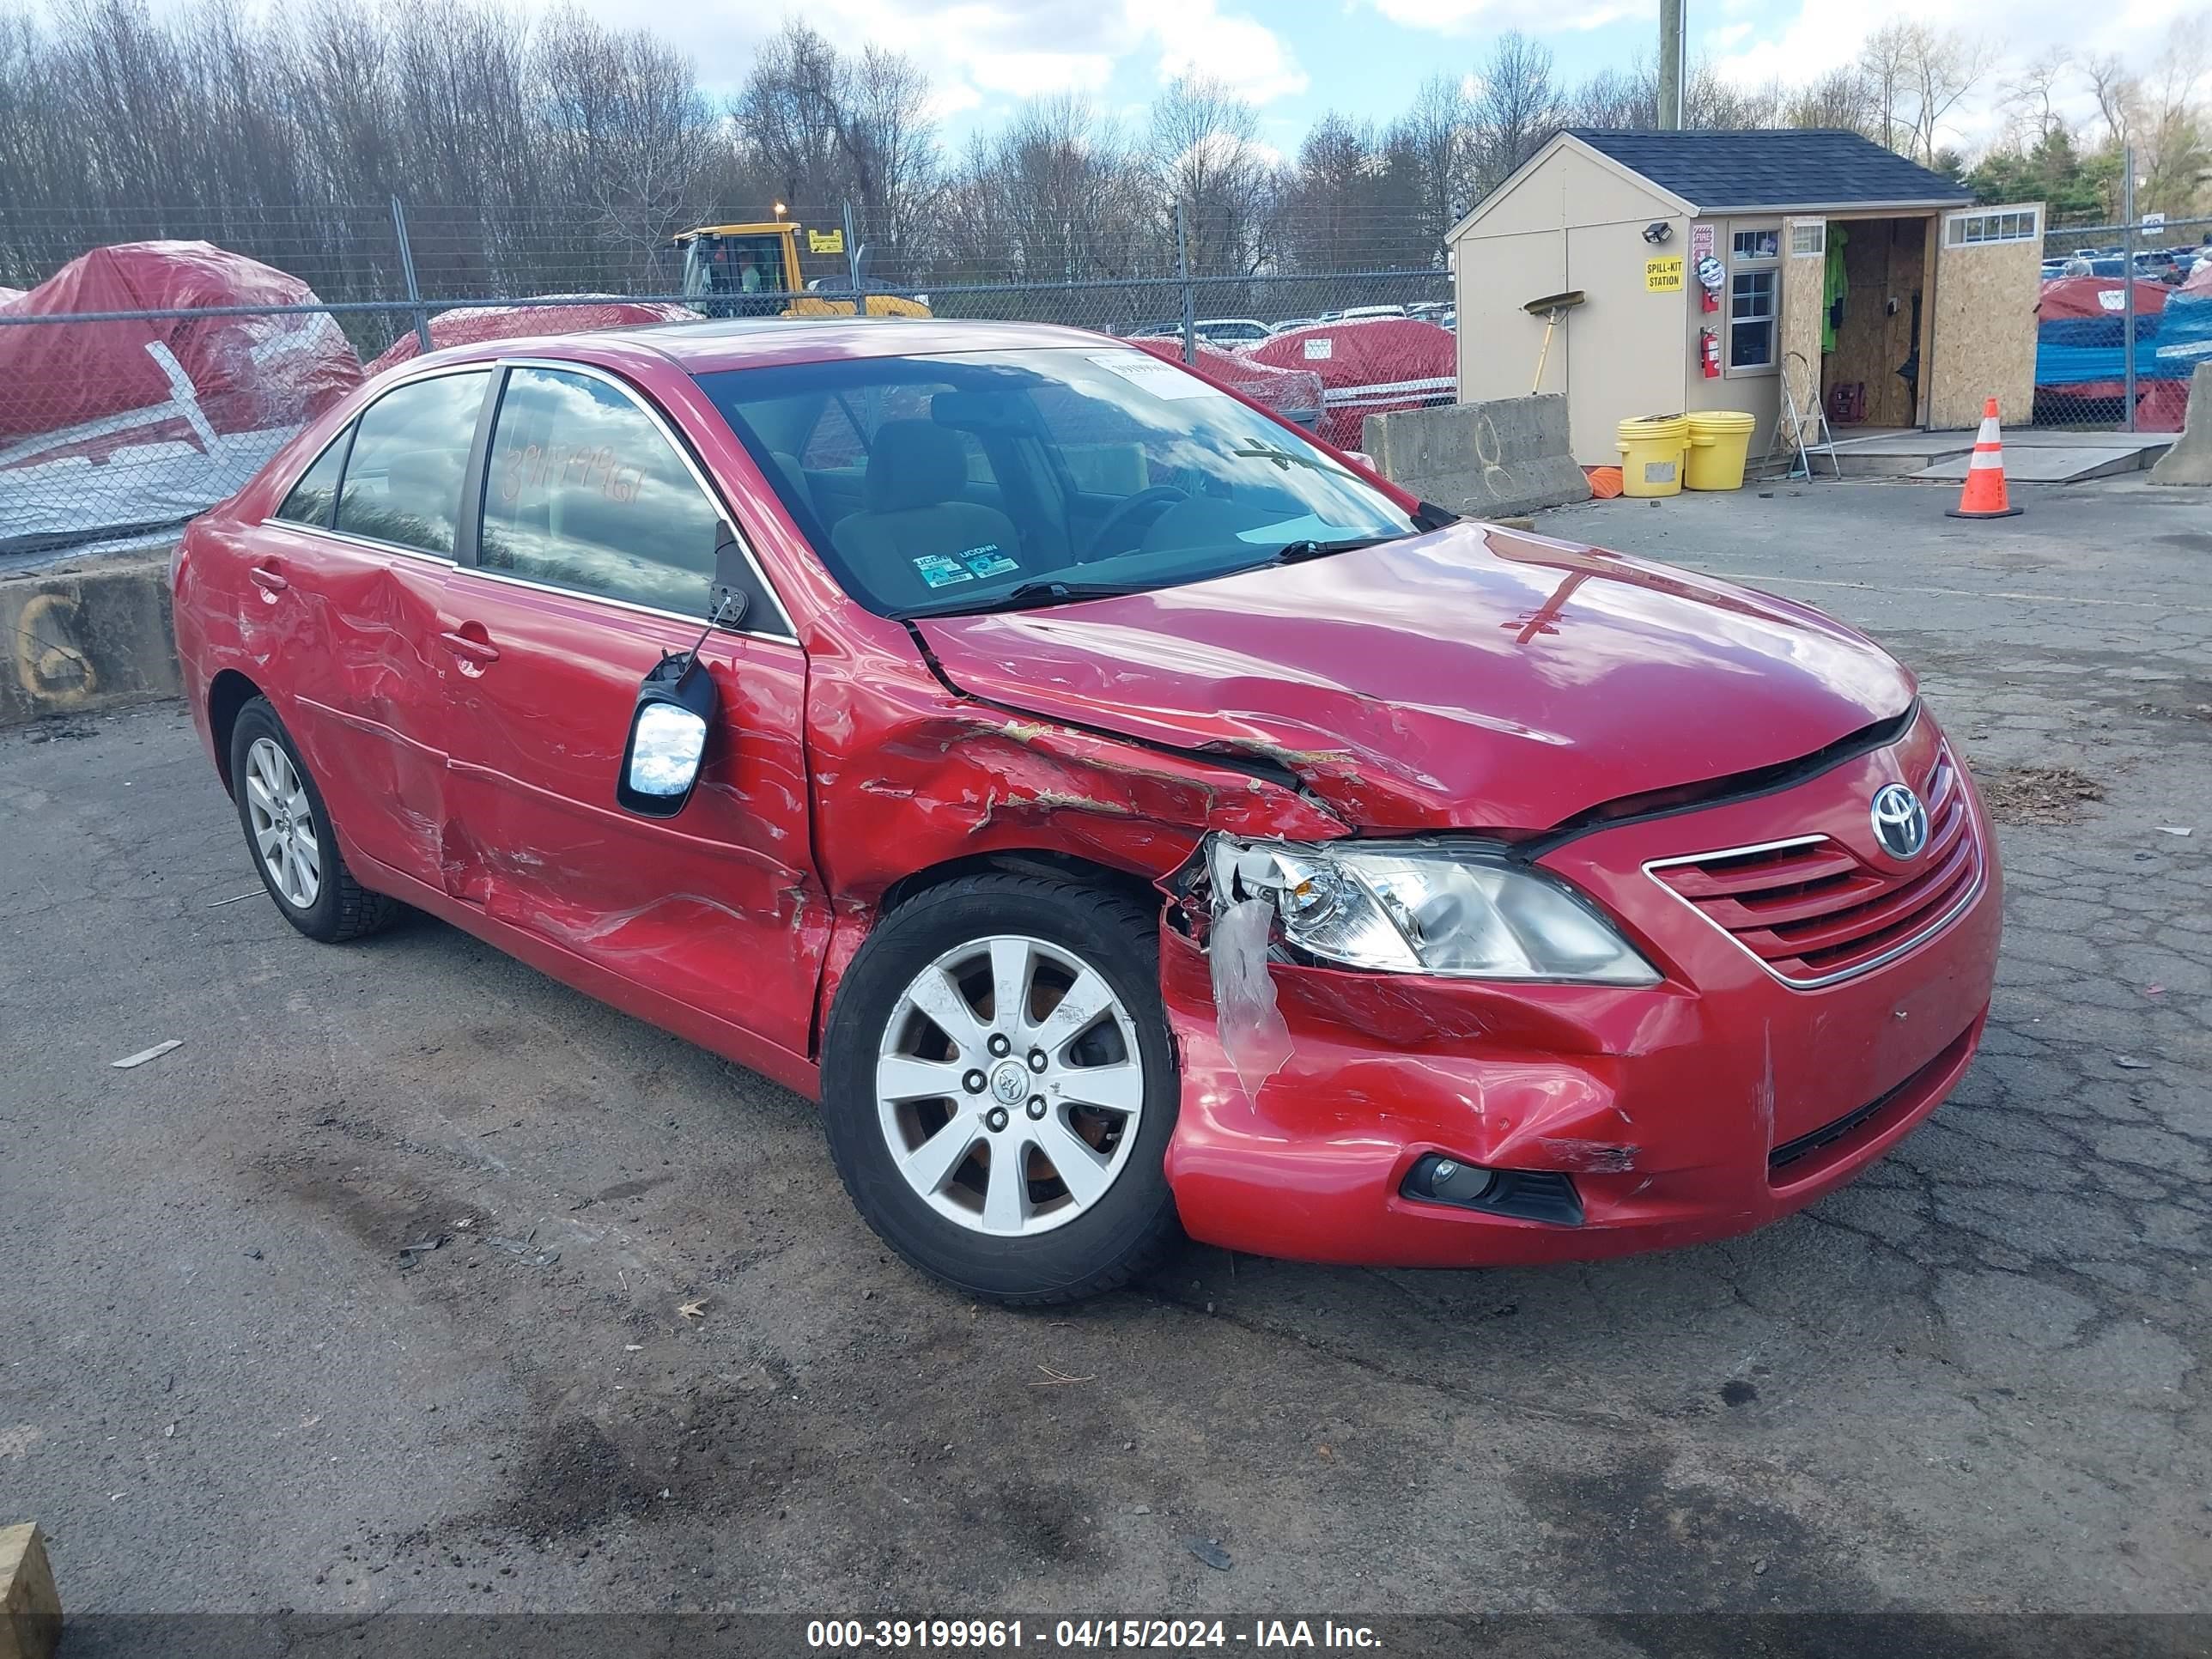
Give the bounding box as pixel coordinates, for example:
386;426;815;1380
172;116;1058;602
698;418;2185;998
435;362;826;1060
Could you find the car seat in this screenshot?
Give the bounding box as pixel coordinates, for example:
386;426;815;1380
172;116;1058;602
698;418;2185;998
830;420;1019;587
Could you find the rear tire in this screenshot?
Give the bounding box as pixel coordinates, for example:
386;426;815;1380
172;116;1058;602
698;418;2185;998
228;697;400;944
822;874;1182;1305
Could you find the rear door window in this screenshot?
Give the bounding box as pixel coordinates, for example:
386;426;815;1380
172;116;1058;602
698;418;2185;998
477;366;779;625
273;428;350;528
334;371;490;555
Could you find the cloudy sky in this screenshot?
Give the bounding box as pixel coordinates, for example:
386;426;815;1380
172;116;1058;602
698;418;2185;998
574;0;2204;157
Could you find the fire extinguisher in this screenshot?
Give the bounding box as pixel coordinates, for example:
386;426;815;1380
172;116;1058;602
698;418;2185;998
1699;327;1721;379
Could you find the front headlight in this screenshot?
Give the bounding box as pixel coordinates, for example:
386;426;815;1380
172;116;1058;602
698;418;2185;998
1206;836;1659;986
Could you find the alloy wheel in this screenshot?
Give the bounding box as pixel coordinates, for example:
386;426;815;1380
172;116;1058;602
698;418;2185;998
243;736;322;909
875;933;1146;1237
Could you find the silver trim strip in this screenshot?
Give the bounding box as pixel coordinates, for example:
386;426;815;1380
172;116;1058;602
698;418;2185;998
269;520;457;568
1642;825;1985;991
445;560;801;643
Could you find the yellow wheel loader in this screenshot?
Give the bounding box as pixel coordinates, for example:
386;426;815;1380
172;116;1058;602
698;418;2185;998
675;222;929;319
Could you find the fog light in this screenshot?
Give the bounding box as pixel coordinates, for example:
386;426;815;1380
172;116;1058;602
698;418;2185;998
1401;1153;1583;1226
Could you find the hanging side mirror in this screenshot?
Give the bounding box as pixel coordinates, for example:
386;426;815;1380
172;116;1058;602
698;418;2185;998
617;650;719;818
614;524;750;818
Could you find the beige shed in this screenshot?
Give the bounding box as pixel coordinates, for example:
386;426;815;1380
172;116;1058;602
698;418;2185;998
1446;129;2045;466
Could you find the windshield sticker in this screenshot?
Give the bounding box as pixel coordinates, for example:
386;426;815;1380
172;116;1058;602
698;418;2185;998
911;553;977;588
1303;337;1334;360
1087;353;1223;400
961;544;1019;578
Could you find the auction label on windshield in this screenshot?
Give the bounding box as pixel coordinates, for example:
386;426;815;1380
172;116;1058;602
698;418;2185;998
961;543;1019;578
911;554;977;588
1091;353;1223;398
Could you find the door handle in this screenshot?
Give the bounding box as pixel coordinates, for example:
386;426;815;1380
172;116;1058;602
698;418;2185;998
439;628;501;665
248;565;289;596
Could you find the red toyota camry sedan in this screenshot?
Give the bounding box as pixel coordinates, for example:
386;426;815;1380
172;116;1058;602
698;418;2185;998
172;318;2001;1303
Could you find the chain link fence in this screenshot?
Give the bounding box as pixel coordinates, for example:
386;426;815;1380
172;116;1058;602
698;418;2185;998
2035;212;2212;432
0;201;1454;558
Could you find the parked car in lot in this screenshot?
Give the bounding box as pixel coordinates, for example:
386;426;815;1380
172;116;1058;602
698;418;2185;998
1191;318;1270;345
173;318;2002;1304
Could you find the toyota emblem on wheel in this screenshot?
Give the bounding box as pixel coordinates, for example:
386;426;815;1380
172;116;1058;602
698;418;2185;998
1871;782;1929;860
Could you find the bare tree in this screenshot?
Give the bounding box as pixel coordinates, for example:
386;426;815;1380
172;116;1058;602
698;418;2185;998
1560;63;1654;131
946;94;1158;284
1685;60;1779;131
1150;72;1276;276
1389;72;1472;236
2001;48;2069;146
1899;24;1996;165
2139;16;2212;214
1468;31;1558;191
1857;21;1914;154
1781;65;1874;134
2082;52;2136;150
842;45;940;279
733;18;847;210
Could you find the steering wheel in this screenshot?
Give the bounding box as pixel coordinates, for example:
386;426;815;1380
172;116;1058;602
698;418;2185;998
1081;486;1188;562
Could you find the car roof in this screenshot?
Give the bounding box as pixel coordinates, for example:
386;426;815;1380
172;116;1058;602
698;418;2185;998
405;315;1122;379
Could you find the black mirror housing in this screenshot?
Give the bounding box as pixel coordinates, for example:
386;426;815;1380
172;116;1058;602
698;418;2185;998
709;524;751;629
615;651;720;818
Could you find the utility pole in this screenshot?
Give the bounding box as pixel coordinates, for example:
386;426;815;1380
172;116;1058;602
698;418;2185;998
2122;144;2138;433
1658;0;1684;130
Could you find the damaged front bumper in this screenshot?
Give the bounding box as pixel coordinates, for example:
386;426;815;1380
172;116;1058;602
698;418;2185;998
1158;741;2003;1271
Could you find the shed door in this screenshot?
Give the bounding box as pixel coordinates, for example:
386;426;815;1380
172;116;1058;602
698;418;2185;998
1561;218;1686;465
1775;218;1830;448
1928;202;2043;428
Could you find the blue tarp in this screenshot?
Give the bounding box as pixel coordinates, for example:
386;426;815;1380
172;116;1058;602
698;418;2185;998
2038;293;2212;386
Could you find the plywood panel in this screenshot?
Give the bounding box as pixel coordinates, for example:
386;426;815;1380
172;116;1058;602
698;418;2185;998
1561;219;1691;465
1773;217;1826;451
1455;228;1568;404
1823;217;1928;429
1929;202;2043;428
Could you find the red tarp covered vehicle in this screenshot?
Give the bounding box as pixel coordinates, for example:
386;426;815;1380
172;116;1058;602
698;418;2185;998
1239;319;1455;448
1128;335;1324;428
362;299;701;379
0;240;360;469
2036;274;2167;325
2033;274;2191;431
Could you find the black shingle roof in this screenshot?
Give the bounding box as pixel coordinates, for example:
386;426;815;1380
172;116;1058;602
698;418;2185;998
1565;129;1974;211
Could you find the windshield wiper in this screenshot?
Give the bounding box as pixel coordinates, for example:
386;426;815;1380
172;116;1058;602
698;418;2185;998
923;579;1152;617
1270;533;1403;566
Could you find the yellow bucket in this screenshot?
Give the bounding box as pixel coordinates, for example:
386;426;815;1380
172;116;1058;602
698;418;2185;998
1616;413;1688;497
1685;410;1758;491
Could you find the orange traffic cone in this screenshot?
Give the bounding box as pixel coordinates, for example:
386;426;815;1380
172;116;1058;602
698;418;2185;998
1946;397;2022;520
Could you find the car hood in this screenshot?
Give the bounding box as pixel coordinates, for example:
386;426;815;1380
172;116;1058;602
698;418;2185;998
913;522;1915;832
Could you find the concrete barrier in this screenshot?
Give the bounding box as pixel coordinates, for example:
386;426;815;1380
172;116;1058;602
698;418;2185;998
1361;394;1591;519
2148;362;2212;486
1;550;181;726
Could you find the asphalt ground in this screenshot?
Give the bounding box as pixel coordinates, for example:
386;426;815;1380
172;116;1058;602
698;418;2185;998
2;476;2208;1636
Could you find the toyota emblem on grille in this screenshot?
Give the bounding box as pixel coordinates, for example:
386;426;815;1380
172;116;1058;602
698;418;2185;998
1870;782;1929;860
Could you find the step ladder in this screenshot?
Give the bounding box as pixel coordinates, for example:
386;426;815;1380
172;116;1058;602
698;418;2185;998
1766;350;1842;481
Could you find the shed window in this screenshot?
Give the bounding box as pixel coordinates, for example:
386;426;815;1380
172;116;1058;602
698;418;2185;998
1729;269;1777;370
1946;209;2039;246
1731;228;1780;262
1790;221;1826;258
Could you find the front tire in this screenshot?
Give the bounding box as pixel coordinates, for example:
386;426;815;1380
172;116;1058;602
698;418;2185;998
228;697;399;944
822;874;1182;1305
